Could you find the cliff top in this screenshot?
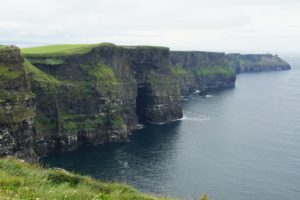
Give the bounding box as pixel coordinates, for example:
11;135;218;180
21;43;169;57
122;45;169;50
0;158;173;200
21;43;116;57
226;53;290;66
0;45;7;49
171;50;225;55
0;45;18;51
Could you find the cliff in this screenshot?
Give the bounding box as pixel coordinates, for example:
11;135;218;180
0;46;36;161
22;44;182;155
170;51;236;95
2;43;290;160
0;44;238;158
226;53;291;73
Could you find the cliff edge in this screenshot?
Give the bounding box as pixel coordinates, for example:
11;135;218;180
0;46;36;161
226;53;291;73
22;44;182;155
170;51;236;95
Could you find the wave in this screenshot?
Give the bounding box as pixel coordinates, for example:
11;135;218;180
148;115;210;125
194;90;200;94
181;115;210;122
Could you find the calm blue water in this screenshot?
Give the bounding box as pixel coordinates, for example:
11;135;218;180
41;60;300;200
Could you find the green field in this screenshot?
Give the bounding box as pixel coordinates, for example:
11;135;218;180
0;158;173;200
0;45;8;49
21;43;116;57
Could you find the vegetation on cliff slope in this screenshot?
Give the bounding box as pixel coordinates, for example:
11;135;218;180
0;158;172;200
0;64;23;81
196;66;235;77
23;59;62;85
82;62;118;85
0;45;9;49
23;58;126;138
170;66;190;77
0;90;33;104
28;58;65;65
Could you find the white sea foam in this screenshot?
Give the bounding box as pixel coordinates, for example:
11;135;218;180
194;90;200;94
181;115;210;122
205;94;213;98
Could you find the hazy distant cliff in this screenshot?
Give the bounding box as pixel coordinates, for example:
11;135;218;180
226;53;291;72
170;51;236;95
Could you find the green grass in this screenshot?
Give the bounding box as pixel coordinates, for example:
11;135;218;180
0;45;8;49
24;59;117;86
0;90;34;104
23;59;62;85
28;58;64;65
0;104;35;123
111;116;125;128
0;64;22;81
170;66;190;77
0;158;172;200
21;43;116;57
196;66;235;77
84;63;118;85
59;113;107;133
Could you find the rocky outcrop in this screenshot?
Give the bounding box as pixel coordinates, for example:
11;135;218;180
170;51;236;95
24;44;182;155
226;53;291;73
0;46;36;161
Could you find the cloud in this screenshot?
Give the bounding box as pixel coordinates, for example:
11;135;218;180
0;0;299;54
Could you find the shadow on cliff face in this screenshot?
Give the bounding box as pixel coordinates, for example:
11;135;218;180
136;83;149;122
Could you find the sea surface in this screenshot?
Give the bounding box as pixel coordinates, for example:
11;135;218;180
41;58;300;200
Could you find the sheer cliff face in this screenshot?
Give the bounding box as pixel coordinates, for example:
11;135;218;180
170;51;236;95
24;45;182;155
0;46;36;161
127;47;182;123
226;54;291;73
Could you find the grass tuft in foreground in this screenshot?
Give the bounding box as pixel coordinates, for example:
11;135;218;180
0;158;173;200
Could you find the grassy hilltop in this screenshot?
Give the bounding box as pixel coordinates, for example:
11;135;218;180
21;43;116;57
21;43;167;57
0;158;173;200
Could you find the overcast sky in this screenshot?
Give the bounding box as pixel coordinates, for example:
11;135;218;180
0;0;300;55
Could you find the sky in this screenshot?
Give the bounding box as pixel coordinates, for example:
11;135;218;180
0;0;300;55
